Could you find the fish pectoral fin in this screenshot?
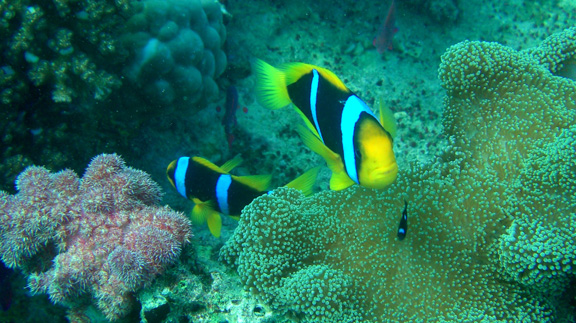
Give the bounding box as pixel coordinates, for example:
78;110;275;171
206;211;223;238
191;199;216;224
296;124;354;191
285;166;321;196
233;174;272;191
378;98;397;138
329;170;356;191
220;154;243;173
296;125;344;174
293;107;322;138
191;199;223;237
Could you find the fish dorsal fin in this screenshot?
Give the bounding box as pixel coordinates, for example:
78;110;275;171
254;59;292;110
378;99;397;138
285;166;321;196
220;154;243;173
296;125;345;174
233;174;272;192
191;198;222;238
282;62;349;93
192;156;229;174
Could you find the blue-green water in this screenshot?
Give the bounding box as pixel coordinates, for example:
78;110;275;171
1;0;575;321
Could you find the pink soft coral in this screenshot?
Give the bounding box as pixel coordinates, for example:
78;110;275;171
0;154;191;321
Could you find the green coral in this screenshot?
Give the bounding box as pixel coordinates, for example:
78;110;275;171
1;0;127;105
0;0;130;188
220;27;576;322
0;0;230;197
439;27;576;297
526;27;576;77
497;126;576;295
221;183;552;322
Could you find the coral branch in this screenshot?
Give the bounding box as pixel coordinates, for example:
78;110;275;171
0;153;191;321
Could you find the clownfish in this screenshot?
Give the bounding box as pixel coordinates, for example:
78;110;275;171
254;60;398;190
167;155;319;237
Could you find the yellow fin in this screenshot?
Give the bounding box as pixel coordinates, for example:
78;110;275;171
285;166;320;196
295;125;344;174
192;156;228;174
329;170;357;191
378;99;397;138
206;210;223;238
254;59;292;110
293;106;321;138
295;125;355;191
191;198;215;224
191;198;222;237
220;154;243;173
281;62;349;93
233;174;272;192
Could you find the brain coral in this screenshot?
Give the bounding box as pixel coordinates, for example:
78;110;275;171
122;0;227;109
220;27;576;322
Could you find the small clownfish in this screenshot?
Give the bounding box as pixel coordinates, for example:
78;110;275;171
254;60;398;191
167;155;319;237
397;199;408;240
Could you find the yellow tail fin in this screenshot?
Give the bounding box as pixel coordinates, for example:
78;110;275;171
253;59;292;110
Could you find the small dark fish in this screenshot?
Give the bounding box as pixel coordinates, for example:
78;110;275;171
222;86;240;148
373;0;398;54
397;199;408;240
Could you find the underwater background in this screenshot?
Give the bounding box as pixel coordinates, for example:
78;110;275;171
1;0;575;322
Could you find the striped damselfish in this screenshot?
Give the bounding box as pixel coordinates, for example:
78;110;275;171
167;155;319;237
254;60;398;190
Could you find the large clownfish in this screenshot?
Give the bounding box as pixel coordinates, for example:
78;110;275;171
167;155;319;237
254;60;398;191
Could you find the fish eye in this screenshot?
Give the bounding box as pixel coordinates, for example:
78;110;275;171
355;148;362;159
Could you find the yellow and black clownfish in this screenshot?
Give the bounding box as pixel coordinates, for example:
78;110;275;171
254;60;398;191
166;155;319;237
